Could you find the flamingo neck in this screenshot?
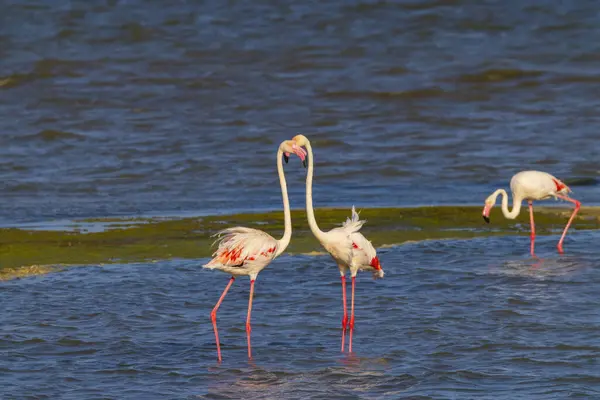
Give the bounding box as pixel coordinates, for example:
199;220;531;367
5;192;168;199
304;142;327;243
493;189;522;220
275;148;292;256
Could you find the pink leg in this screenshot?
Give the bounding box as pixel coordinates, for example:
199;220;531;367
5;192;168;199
341;276;348;352
211;276;235;362
246;279;255;360
556;194;581;254
348;276;356;353
528;201;536;257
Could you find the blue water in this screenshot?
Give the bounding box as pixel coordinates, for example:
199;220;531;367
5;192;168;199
1;0;599;225
2;231;600;399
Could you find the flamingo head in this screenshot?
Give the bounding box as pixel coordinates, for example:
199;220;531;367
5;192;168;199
482;195;495;223
370;256;384;279
289;134;309;168
279;140;306;166
291;134;309;146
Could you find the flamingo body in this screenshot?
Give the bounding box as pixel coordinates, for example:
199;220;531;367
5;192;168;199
482;170;580;256
322;207;383;279
290;134;383;354
509;170;571;202
204;227;279;278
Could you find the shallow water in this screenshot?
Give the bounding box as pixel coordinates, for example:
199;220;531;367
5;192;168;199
1;0;600;225
2;231;600;399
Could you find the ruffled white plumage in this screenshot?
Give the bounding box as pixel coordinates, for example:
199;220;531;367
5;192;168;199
203;227;278;278
320;206;383;278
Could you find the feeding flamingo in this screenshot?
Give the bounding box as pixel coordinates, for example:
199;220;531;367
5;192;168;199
289;134;384;354
482;170;581;256
203;140;305;362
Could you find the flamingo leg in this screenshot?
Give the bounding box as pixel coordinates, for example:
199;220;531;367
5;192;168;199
555;194;581;253
528;201;536;257
246;279;255;360
341;276;348;352
210;276;235;362
348;276;356;353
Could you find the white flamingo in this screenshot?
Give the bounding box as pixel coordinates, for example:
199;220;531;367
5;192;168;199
203;140;305;362
289;134;384;353
482;170;581;256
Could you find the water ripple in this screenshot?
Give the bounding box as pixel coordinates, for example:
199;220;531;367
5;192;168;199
2;232;600;398
1;0;600;224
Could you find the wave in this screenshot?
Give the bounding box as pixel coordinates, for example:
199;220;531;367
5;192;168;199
0;59;91;89
319;87;445;100
20;129;85;142
454;68;545;84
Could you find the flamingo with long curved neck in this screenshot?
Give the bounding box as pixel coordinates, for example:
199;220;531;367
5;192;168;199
482;170;581;256
290;134;384;354
484;189;523;220
203;140;304;362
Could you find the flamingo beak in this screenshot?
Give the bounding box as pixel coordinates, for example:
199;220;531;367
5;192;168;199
291;144;308;168
283;153;289;164
482;204;491;223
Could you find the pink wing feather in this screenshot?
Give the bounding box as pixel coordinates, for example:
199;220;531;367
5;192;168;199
350;231;377;267
203;227;278;270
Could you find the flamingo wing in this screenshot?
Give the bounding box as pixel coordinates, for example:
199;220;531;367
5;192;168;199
341;206;384;278
326;206;368;267
349;231;377;268
549;176;571;195
203;227;278;271
512;171;572;200
350;231;384;278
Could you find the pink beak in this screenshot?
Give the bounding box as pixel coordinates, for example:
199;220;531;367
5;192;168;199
482;204;491;223
291;144;308;167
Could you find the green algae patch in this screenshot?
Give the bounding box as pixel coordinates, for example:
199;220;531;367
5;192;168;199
0;264;64;281
1;205;599;279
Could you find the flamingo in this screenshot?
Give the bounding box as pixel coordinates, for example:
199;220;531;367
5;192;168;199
482;170;581;256
289;134;384;354
203;139;305;362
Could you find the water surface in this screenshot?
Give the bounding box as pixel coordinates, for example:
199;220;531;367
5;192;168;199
1;0;600;225
2;232;600;399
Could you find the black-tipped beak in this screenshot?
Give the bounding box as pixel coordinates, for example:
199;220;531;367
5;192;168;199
483;215;490;223
283;154;289;164
302;155;308;168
